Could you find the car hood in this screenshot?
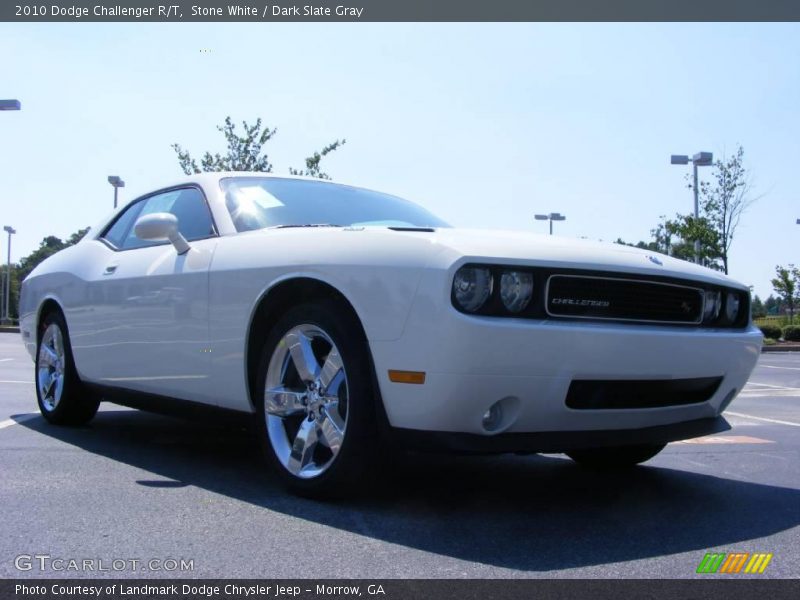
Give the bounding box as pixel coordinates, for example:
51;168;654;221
417;227;746;290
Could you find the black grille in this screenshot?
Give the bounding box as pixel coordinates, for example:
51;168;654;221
546;275;704;324
566;377;723;410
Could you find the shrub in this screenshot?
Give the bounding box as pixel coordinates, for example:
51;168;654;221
759;324;783;340
782;325;800;342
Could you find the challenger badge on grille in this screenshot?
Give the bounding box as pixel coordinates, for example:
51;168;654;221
546;274;703;324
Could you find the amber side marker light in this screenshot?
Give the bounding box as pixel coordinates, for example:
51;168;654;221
388;370;426;384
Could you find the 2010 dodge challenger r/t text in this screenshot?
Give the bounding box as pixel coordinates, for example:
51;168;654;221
19;173;762;495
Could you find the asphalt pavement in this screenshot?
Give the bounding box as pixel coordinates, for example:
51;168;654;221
1;332;798;579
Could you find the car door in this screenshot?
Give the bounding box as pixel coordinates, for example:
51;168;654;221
75;186;218;404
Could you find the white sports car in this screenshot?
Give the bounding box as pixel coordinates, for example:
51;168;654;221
20;173;762;495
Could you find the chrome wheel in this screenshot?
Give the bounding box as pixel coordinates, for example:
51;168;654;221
264;324;349;479
37;323;66;412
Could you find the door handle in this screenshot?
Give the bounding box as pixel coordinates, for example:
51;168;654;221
103;264;118;275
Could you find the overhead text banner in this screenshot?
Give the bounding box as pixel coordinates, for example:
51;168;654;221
4;0;800;22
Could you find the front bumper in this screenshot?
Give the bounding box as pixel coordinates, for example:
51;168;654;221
390;416;731;454
369;272;762;440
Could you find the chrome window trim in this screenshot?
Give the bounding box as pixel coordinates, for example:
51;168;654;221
98;184;219;252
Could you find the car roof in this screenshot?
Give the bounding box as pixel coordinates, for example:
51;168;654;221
162;171;370;194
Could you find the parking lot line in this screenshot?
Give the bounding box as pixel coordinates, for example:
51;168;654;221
739;392;800;399
0;413;38;430
725;411;800;428
759;364;800;371
0;380;29;384
674;435;773;444
0;358;13;362
745;381;798;389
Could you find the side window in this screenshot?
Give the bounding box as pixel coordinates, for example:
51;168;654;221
120;187;215;250
101;201;144;248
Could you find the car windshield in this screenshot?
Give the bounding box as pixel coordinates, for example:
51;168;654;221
220;177;450;232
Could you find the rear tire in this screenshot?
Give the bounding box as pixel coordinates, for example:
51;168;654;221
255;299;377;498
566;443;666;469
35;311;99;426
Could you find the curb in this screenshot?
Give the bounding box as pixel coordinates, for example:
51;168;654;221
762;344;800;353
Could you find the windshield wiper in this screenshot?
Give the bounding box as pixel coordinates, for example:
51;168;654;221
271;223;343;229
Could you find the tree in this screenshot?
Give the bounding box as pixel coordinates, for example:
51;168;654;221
764;294;783;316
666;146;758;274
771;264;800;323
663;215;722;269
614;216;694;260
751;294;766;319
288;140;346;180
172;116;345;178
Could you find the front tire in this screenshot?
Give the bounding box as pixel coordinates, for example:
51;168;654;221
566;443;666;469
255;300;377;497
35;311;99;426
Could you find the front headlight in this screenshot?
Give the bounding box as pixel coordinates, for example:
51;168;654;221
499;271;533;313
703;290;721;322
725;292;741;322
453;266;493;313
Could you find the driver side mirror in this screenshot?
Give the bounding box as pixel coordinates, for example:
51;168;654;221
133;213;191;255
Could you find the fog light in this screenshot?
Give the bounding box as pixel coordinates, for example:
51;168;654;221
482;402;503;432
480;396;520;434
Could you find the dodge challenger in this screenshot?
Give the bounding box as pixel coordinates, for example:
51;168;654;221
19;173;763;495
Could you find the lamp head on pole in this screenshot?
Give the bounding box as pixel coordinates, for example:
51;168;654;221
0;99;21;111
692;152;714;166
3;226;16;235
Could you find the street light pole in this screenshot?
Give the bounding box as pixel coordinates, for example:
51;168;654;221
670;151;713;264
107;175;125;209
534;212;566;235
1;101;20;323
2;226;16;325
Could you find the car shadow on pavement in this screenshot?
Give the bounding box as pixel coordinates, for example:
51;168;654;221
19;409;800;573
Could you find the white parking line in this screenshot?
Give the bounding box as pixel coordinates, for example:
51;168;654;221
739;391;800;398
759;364;800;371
0;413;39;430
0;358;13;362
745;381;798;390
0;380;29;384
725;411;800;428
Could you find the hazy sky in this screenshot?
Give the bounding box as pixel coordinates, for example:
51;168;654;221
1;23;798;298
